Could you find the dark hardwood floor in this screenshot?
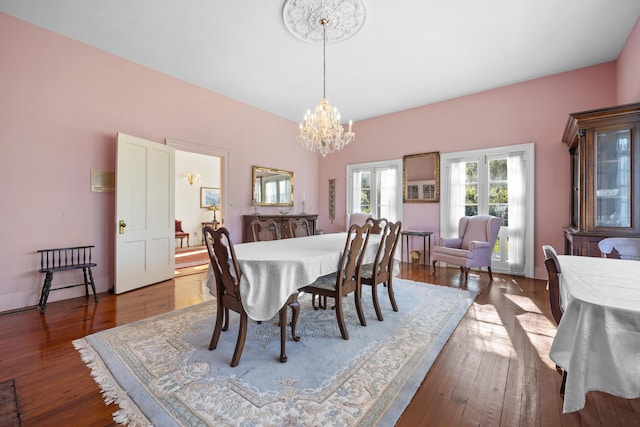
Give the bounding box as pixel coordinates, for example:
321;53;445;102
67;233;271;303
1;263;638;426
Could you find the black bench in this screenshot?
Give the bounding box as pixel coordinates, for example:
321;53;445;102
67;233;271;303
37;245;98;314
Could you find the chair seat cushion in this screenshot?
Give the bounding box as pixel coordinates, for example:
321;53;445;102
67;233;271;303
360;263;374;279
432;246;472;259
305;273;337;291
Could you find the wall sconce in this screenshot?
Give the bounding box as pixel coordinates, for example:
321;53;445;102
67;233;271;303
186;172;201;186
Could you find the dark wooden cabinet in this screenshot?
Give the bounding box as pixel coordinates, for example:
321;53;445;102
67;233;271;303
242;214;318;242
562;103;640;256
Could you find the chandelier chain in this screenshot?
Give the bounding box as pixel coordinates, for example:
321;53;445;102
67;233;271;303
297;17;355;157
322;18;327;99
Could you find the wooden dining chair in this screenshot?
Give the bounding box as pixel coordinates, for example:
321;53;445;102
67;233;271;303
542;244;566;395
203;226;299;366
250;219;281;241
598;237;640;260
365;217;388;234
361;221;402;321
288;218;311;238
301;223;372;340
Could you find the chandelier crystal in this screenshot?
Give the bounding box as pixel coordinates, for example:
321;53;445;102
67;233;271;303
298;18;355;157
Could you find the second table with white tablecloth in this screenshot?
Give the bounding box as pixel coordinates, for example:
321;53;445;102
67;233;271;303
549;255;640;413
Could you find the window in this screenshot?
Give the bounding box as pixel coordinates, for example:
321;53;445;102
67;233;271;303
347;159;403;223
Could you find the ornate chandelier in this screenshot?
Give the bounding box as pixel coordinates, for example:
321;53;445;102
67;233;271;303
298;18;355;157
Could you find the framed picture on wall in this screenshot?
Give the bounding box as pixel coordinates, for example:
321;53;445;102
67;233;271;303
200;187;220;208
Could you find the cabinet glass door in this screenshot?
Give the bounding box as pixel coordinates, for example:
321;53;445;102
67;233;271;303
595;129;631;228
570;147;580;228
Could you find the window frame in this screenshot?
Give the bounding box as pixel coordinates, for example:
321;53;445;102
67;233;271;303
346;159;403;222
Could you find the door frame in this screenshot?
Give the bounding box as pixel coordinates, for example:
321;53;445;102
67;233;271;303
440;143;535;278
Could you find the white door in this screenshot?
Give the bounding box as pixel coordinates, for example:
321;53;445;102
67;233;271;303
115;133;175;294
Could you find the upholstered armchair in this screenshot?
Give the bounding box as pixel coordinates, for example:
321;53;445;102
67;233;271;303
432;215;501;281
347;212;372;230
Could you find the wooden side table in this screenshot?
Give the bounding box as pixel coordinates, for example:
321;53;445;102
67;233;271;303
401;230;433;266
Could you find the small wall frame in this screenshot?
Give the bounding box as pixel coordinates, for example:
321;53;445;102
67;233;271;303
90;169;115;193
200;187;221;208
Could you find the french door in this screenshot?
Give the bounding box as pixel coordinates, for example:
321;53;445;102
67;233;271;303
441;143;534;277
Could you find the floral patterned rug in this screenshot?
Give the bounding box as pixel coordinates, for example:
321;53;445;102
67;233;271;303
73;279;475;426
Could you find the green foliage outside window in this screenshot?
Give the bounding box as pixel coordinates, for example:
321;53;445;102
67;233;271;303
360;172;371;214
464;160;509;226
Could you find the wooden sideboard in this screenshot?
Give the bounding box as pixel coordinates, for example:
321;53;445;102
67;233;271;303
242;214;318;242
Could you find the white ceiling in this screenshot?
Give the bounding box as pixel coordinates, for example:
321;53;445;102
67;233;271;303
2;1;639;123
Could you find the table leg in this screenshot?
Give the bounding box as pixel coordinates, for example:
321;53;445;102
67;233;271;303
402;235;406;263
279;305;288;363
405;235;408;263
406;235;411;264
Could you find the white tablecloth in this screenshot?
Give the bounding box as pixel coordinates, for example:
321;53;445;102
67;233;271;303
549;255;640;413
205;232;393;321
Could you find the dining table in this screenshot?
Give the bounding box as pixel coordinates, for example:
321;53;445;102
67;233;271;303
205;232;395;322
549;255;640;413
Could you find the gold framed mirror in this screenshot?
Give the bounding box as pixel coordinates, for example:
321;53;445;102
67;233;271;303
252;166;294;206
403;152;440;203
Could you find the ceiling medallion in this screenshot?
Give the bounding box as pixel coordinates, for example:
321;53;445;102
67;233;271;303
282;0;366;43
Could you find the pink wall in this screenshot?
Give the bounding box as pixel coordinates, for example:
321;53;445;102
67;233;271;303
0;14;319;312
317;63;620;279
1;13;639;311
617;18;640;104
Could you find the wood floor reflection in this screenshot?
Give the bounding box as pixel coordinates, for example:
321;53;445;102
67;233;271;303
0;263;638;426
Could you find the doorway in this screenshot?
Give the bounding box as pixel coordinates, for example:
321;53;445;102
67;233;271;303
175;150;221;247
167;138;229;277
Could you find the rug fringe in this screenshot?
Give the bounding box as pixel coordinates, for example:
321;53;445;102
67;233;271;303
72;338;152;427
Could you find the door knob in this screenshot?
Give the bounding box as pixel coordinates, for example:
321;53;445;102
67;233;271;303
119;220;127;234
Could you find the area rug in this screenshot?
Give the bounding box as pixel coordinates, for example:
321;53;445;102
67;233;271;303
73;279;475;426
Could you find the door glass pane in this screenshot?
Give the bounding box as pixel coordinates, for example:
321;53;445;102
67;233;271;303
595;130;631;228
465;162;478;216
488;158;508;261
360;171;371;214
488;159;508;226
